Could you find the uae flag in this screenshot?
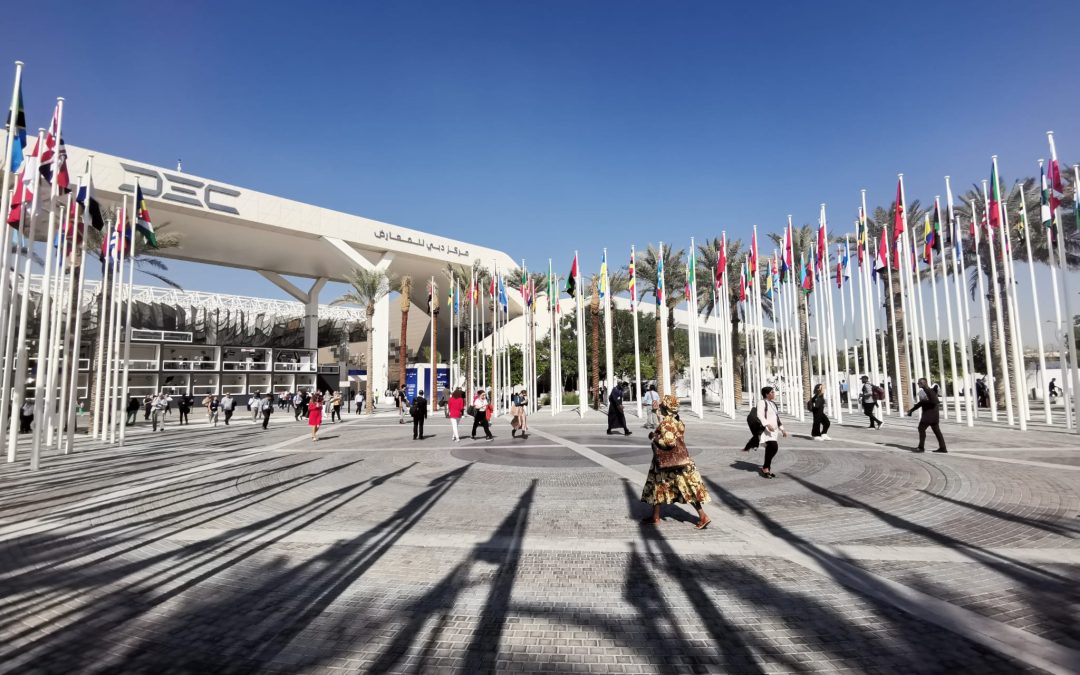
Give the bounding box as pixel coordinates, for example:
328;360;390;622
565;254;578;296
893;178;904;237
988;161;1002;230
76;170;105;231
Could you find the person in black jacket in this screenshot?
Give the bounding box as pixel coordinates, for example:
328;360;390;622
411;390;427;440
908;378;947;453
606;382;632;436
809;383;831;441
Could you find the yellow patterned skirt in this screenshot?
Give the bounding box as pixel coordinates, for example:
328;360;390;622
640;460;711;505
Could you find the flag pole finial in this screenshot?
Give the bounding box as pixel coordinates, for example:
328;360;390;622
14;60;23;67
992;154;998;160
56;96;64;103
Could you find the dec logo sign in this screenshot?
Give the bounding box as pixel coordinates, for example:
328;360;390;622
119;163;241;216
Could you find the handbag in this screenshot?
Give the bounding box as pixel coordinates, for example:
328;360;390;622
466;405;476;416
654;437;692;470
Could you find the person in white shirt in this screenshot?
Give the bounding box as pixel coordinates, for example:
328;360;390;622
755;386;786;478
470;390;494;440
642;384;660;429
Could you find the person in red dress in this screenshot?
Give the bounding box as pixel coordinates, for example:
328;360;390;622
308;392;324;441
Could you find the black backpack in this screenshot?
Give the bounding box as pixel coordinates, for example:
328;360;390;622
747;406;764;436
409;399;422;417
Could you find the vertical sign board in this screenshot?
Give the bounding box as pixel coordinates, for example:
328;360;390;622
405;367;418;403
436;367;449;399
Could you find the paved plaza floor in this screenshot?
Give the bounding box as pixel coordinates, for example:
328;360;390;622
1;404;1078;674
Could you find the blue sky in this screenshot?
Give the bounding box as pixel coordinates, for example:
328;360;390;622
5;0;1080;319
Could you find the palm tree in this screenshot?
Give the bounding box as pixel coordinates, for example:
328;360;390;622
633;244;685;396
82;214;182;431
589;275;601;408
397;276;412;390
332;268;391;414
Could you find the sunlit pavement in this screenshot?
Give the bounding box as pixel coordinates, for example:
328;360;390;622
1;405;1077;673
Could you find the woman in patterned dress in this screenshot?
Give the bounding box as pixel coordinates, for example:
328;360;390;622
640;394;712;529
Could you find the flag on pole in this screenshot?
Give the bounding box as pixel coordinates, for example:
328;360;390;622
1048;158;1064;214
6;80;26;172
858;208;869;267
815;223;826;271
893;177;904;237
765;262;774;300
656;251;665;306
565;254;578;296
749;231;758;274
7;135;38;226
628;248;637;309
599;251;608;299
718;235;728;283
135;185;158;247
39;104;70;192
1040;163;1055;243
687;248;696;296
988;161;1002;229
922;215;934;264
75;168;105;231
738;261;746;302
841;240;850;282
447;284;453;310
779;228;791;281
874;232;888;280
801;254;814;294
498;275;507;312
453;285;460;314
835;245;845;288
427;282;432;310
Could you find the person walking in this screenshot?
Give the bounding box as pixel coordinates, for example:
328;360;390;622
19;399;34;433
606;381;632;436
859;375;882;429
642;384;660;429
397;389;406;424
356;389;366;415
511;389;529;438
308;392;324;441
755;386;787;478
250;393;262;423
1049;378;1060;403
908;377;947;453
448;388;465;441
208;395;221;427
410;389;428;440
177;393;191;425
331;391;343;422
640;394;712;529
470;389;494;440
260;393;274;429
293;391;305;421
143;394;153;421
301;390;311;419
809;383;831;441
126;397;141;426
151;393;169;432
221;393;236;425
839;380;849;406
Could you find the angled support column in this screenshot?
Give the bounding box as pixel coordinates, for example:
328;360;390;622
259;271;327;349
321;238;394;397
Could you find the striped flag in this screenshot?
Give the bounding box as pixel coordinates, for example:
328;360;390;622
628;248;637;309
135;185;158;247
6;80;26;172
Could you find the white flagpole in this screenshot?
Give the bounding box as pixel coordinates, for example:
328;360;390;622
469;266;475;399
720;232;735;416
712;281;722;413
0;62;25;440
602;249;614;394
64;247;88;452
44;197;73;447
119;197;139;444
57;201;83;452
106;198;129;444
30;100;65;469
937;194;963;424
896;176;922;393
687;239;702;417
911;224;933;396
1040;160;1065;340
951;209;976;427
924;216;946;419
1018;184;1050;425
840;239;852;415
859;192;882;408
982;177;1014;426
91;218;109;439
970;199;997;422
574;253;587;415
5;130;44;462
1047;132;1078;432
819;206;842;422
657;243;671;396
883;232;905;412
51;198;77;449
630;246;643;418
449;273;455;392
995;156;1027;429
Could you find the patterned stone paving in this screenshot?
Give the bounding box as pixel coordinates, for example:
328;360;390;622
0;404;1077;673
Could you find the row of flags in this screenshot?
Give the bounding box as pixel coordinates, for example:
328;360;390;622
5;82;157;264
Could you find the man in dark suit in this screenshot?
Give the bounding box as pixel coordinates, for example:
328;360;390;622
908;378;947;453
606;381;631;436
411;390;428;440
